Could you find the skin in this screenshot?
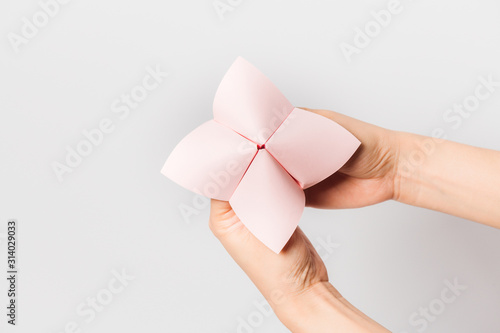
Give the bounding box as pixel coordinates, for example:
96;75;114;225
209;108;500;332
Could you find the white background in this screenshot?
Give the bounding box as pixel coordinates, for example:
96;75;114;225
1;0;500;332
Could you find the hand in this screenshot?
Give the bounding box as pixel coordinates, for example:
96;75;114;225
303;107;500;227
301;108;400;209
209;107;500;332
209;199;389;333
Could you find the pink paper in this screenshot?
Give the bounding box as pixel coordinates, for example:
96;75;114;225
161;57;361;253
230;149;305;254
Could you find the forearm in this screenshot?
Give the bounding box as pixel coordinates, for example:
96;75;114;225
275;282;389;333
394;131;500;228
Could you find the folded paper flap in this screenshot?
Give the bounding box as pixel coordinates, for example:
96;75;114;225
213;57;294;145
265;108;361;189
229;149;305;254
161;120;257;201
162;57;361;253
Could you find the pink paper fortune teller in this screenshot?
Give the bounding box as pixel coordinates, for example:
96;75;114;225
161;57;361;253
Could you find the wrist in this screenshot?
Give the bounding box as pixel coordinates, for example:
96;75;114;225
391;130;427;206
391;130;500;226
275;282;388;333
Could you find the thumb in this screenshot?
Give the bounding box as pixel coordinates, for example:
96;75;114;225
208;199;328;308
208;199;372;333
